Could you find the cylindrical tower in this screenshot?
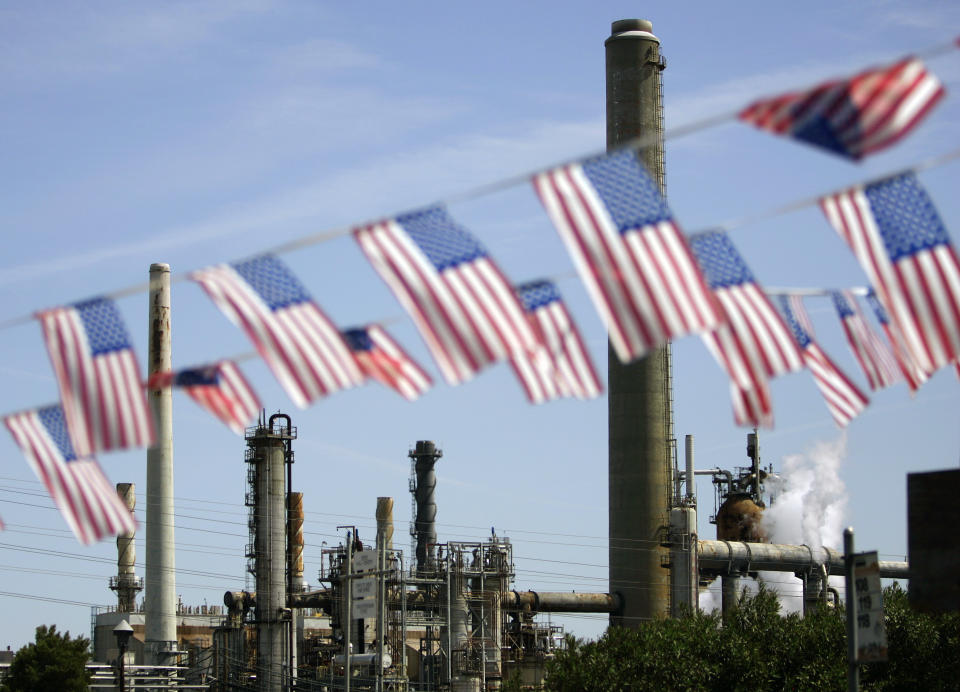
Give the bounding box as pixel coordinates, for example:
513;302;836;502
287;492;304;594
248;415;296;692
376;497;394;551
606;19;673;626
145;262;177;662
110;483;143;613
410;441;442;573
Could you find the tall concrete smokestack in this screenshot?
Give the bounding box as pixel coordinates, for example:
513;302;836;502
606;19;672;625
409;441;442;572
110;483;142;613
145;262;177;662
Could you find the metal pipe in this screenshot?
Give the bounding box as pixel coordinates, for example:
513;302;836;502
501;591;621;613
685;435;696;504
698;540;909;578
144;262;177;665
721;573;741;619
345;530;353;692
606;17;672;627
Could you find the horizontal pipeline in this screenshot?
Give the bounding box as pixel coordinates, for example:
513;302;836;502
225;589;620;614
697;540;909;579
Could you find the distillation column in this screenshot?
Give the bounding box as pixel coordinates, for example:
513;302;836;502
606;19;672;626
248;419;292;692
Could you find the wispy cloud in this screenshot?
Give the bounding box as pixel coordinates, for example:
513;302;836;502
0;116;600;286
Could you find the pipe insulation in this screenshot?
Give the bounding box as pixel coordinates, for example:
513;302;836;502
698;540;909;578
502;591;621;613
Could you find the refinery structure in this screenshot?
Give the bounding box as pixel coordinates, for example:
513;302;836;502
68;16;946;692
90;418;910;691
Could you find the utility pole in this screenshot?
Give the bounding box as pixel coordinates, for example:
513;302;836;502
845;528;859;692
606;19;673;626
145;263;177;664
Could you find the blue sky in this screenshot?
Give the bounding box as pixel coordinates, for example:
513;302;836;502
1;1;958;649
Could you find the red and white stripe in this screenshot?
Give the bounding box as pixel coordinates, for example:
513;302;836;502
730;380;774;429
739;57;944;159
4;411;136;544
353;326;432;401
353;221;539;385
510;299;602;404
149;361;261;435
836;291;901;391
38;308;154;458
191;265;363;408
878;319;929;393
802;342;870;428
787;295;817;338
701;284;803;428
821;188;960;374
532;166;722;363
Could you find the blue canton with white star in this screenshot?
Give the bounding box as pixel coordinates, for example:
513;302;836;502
342;328;373;352
777;296;812;349
397;206;488;271
865;289;890;325
865;173;951;260
831;291;855;319
232;255;311;311
515;280;560;312
37;405;77;462
688;230;757;289
74;298;132;355
581;149;672;234
175;367;219;387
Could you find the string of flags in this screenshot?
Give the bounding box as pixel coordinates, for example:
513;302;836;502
4;41;960;542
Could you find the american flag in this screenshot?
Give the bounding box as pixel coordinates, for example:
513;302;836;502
532;149;723;363
831;291;901;391
509;280;603;404
690;230;804;427
191;255;364;408
38;298;154;458
147;361;260;435
821;173;960;374
739;56;944;160
778;296;869;427
729;379;774;429
342;325;432;401
865;289;928;392
4;405;137;544
353;206;539;385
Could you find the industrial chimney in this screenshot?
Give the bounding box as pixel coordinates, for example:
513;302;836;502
409;441;442;573
110;483;143;613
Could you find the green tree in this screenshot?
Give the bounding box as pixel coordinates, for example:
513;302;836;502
543;585;959;692
1;625;91;692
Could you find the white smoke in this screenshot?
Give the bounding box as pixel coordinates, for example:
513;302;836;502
757;435;850;612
